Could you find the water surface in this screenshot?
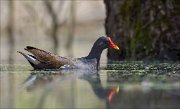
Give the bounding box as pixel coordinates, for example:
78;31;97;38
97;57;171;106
0;63;180;109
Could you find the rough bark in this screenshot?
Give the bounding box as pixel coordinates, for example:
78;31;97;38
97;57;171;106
104;0;180;62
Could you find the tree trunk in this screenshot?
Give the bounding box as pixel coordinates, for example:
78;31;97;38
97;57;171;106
104;0;180;62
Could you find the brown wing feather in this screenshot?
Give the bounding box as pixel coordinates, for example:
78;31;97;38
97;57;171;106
25;46;75;68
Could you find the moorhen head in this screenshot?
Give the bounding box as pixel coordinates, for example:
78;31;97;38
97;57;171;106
18;36;119;70
85;36;119;68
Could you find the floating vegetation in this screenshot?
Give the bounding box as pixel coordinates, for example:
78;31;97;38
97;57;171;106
106;61;180;71
105;61;180;83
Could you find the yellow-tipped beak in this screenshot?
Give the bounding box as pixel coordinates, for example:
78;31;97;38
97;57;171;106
108;37;120;50
116;86;120;93
114;45;120;50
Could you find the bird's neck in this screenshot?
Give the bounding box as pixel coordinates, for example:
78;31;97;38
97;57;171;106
86;44;104;68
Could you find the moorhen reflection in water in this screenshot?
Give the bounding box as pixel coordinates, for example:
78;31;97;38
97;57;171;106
18;36;119;70
22;69;96;91
22;70;180;109
80;73;119;102
22;70;119;103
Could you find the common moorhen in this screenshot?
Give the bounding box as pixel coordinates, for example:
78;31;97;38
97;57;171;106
18;36;119;70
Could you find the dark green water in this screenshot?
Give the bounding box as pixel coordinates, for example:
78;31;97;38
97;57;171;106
0;62;180;109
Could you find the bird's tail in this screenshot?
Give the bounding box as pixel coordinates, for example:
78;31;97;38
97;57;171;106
17;51;40;69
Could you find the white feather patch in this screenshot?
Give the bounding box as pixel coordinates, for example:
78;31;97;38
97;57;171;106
27;55;40;65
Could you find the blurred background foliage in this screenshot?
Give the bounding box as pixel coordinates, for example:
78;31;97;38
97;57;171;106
0;0;106;64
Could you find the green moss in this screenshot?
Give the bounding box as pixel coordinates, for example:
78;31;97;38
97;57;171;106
120;0;155;59
119;0;180;59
